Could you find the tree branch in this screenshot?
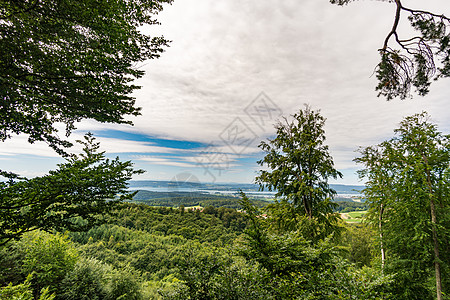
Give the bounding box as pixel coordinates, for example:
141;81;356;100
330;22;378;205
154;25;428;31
382;0;402;52
0;0;40;20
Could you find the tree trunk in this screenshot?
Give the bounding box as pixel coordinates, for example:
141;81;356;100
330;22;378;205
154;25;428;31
302;195;310;219
430;198;442;300
379;203;385;270
422;153;442;300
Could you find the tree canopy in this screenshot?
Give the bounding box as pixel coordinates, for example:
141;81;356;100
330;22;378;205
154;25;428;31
330;0;450;100
0;0;172;155
255;105;342;238
355;112;450;299
0;134;143;245
0;0;171;241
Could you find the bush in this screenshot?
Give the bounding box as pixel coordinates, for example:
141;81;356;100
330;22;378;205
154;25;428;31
14;231;78;295
60;257;110;300
0;274;55;300
107;267;143;300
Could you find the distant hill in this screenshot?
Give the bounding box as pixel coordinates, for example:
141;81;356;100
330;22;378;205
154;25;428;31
129;190;270;209
128;180;364;195
329;184;364;194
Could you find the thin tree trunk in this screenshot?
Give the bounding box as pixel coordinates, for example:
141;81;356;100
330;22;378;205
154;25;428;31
430;198;442;300
379;203;385;270
302;195;310;218
422;153;442;300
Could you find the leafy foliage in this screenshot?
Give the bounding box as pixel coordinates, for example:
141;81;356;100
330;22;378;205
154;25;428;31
0;0;172;154
65;202;249;284
0;230;148;300
256;105;342;239
339;223;377;267
163;193;394;299
17;232;78;294
356;112;450;298
60;257;110;300
334;201;369;212
107;267;144;300
0;197;401;299
0;274;55;300
0;134;142;244
131;190;271;209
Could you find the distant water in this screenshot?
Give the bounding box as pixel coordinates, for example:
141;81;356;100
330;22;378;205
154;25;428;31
128;180;362;199
128;186;276;196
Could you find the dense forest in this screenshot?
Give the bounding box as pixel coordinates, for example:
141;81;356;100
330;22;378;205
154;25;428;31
1;0;449;299
130;190;368;212
2;110;447;300
130;191;271;209
0;200;380;299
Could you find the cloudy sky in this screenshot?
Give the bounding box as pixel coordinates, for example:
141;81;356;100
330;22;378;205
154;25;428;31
2;0;450;185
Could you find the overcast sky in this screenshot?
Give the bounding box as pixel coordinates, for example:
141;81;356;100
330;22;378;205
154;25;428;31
2;0;450;185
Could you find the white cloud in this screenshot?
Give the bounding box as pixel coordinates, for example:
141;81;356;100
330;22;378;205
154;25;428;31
136;156;195;168
3;0;450;184
0;133;188;157
130;0;450;159
0;135;59;158
92;136;187;154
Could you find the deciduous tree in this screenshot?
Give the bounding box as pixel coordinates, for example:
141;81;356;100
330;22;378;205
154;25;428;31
355;112;450;300
0;0;170;243
255;105;342;239
0;134;143;244
0;0;172;155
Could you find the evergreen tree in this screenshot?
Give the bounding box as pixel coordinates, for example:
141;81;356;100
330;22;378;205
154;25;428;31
331;0;450;100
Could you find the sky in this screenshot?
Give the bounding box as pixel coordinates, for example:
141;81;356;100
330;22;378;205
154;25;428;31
2;0;450;185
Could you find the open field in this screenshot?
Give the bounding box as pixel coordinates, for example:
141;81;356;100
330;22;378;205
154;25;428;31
340;210;367;223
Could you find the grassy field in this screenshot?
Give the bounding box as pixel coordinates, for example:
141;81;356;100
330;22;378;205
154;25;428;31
340;210;367;223
184;205;203;210
347;211;366;218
